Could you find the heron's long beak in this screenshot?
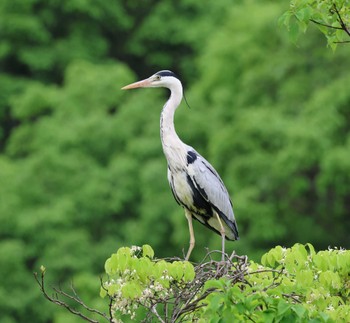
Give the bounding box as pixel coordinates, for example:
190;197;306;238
121;78;151;90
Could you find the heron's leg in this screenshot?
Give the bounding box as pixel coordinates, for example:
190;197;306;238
215;212;226;261
185;209;195;261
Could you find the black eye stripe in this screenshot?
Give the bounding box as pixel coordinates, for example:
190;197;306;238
155;70;178;78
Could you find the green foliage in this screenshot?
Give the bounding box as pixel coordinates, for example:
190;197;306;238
260;244;350;321
199;280;316;323
198;243;350;322
280;0;350;49
102;245;195;321
101;244;350;322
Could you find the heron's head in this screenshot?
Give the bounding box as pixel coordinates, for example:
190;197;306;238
122;70;181;91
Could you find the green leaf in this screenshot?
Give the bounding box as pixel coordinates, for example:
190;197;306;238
106;283;120;297
296;269;314;288
156;277;170;288
292;243;308;261
182;261;195;281
289;18;300;43
100;287;107;298
261;246;285;267
105;254;118;276
297;20;308;33
117;246;132;258
136;257;153;283
277;300;291;316
278;11;292;27
154;260;168;279
121;281;143;299
291;304;307;318
319;271;341;290
168;261;183;281
305;243;316;257
142;244;154;259
203;279;225;291
205;293;225;311
261;253;268;267
295;7;312;23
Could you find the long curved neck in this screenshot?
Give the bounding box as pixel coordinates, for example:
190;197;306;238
160;83;187;167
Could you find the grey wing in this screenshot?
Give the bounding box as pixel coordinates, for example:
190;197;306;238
187;149;239;239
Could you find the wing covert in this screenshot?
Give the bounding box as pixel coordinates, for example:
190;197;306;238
186;149;237;231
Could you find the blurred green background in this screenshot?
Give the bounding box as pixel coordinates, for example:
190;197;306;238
0;0;349;321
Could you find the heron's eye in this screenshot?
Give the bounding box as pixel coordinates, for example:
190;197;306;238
155;75;161;81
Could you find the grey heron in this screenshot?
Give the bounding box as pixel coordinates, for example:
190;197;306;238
122;70;239;260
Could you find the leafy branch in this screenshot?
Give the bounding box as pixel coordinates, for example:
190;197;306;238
310;3;350;42
34;249;267;323
35;244;350;322
280;0;350;49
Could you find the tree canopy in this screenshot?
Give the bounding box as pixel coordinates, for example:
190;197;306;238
0;0;349;322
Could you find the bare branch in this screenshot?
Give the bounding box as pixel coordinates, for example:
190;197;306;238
333;40;350;44
151;305;166;323
310;19;343;30
282;293;302;304
52;284;110;320
33;271;110;323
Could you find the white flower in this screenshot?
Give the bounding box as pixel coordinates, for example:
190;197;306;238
131;245;142;252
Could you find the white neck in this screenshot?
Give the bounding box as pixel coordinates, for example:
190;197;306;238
160;82;188;168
